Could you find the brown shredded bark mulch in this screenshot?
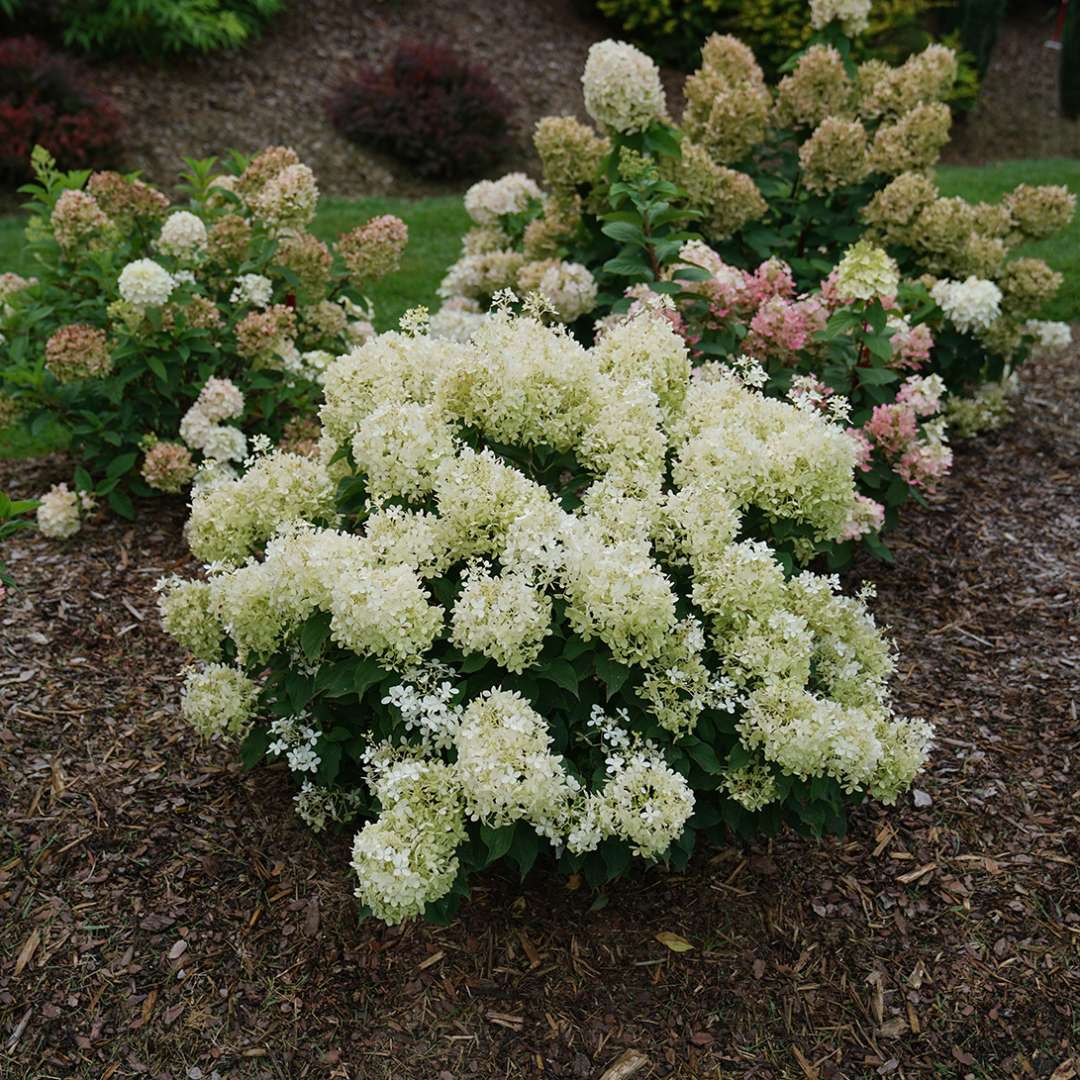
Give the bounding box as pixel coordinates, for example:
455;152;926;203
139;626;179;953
1;347;1078;1080
26;1;1071;209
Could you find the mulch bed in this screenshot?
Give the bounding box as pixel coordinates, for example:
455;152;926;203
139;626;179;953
13;1;1068;211
1;346;1078;1079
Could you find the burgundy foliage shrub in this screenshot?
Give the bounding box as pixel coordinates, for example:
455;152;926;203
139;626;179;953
0;36;122;182
327;41;514;180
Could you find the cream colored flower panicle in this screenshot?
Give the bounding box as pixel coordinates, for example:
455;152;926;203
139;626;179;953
118;259;175;308
810;0;872;35
582;40;667;134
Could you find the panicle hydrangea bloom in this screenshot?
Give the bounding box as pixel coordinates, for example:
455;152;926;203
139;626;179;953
581;40;667;134
683;35;770;165
516;259;598;323
998;257;1062;316
157;211;208;260
249;163;318;229
798;117;868;194
945;372;1019;437
810;0;872;35
207;214;253;264
350;754;466;924
44;324;111;383
774;45;855;129
868;102;951;175
276;231;333;297
835;240;899;302
0;272;35;315
429;297;488;343
336;215;409;284
464;174;543;225
437;250;526;302
450;563;552;673
36;483;92;539
180;663;258;739
930;276;1002;333
454;690;579;837
185;450;336;565
141;440;197;493
230;273;273;308
1003;184;1076;241
235;304;297;364
193;377;244;423
236;146;300;196
1022;319;1071;354
51;189;111;254
87;171;169;222
118;259;175;309
156;576;222;661
674;142;768;241
533;117;609;190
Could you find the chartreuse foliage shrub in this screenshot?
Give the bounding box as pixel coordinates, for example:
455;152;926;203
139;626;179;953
1;1;285;57
0;145;408;535
594;0;968;82
160;303;932;924
0;35;122;182
432;4;1075;560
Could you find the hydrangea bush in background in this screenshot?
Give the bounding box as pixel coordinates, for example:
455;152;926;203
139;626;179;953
434;3;1074;558
160;303;931;925
0;146;408;535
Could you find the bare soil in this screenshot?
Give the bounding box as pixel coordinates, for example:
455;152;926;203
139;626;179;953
1;345;1077;1079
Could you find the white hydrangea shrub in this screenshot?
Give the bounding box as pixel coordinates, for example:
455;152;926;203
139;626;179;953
161;307;931;925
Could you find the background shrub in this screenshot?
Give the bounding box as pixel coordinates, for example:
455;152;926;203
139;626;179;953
1062;0;1080;119
0;0;284;58
0;35;121;182
939;0;1007;77
327;42;514;181
594;0;971;83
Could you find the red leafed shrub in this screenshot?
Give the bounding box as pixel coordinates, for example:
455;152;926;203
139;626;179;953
0;36;122;182
327;41;514;180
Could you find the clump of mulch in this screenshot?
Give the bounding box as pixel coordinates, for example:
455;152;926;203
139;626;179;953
1;347;1078;1079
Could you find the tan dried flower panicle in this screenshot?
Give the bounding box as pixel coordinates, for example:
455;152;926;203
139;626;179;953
998;257;1063;315
861;172;939;244
1003;184;1077;241
88;171;170;222
45;324;112;382
207;214;253;265
799;117;869;194
277;231;333;298
533;116;610;191
336;215;409;286
673;142;767;242
868;102;951;176
775;45;856;130
683;34;770;165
